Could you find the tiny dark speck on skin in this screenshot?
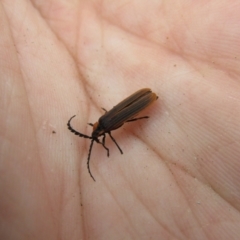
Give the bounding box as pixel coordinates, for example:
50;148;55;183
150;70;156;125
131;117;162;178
52;130;56;134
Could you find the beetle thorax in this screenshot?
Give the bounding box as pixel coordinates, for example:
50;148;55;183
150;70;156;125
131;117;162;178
92;121;105;138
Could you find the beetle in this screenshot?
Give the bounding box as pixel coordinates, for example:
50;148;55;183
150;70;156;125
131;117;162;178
67;88;158;181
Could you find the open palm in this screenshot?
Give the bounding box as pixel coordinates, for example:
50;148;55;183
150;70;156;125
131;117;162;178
1;1;240;239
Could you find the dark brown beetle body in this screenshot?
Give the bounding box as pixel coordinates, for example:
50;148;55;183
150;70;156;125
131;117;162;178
67;88;158;181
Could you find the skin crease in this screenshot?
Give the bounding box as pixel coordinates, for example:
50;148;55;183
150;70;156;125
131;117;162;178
1;0;240;239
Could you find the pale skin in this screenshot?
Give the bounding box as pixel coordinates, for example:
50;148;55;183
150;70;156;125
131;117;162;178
1;1;240;239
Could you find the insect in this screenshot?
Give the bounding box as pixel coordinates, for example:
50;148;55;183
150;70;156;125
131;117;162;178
67;88;158;181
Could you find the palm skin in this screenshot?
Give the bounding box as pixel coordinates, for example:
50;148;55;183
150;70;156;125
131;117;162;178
1;1;240;239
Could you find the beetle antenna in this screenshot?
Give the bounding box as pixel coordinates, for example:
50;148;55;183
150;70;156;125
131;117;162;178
67;115;92;139
87;139;96;181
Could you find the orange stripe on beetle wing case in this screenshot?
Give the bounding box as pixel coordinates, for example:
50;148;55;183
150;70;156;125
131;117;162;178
67;88;158;181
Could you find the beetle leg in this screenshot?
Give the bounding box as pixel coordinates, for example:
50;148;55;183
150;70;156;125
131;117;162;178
100;134;110;157
108;132;123;154
101;108;108;112
126;116;149;122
